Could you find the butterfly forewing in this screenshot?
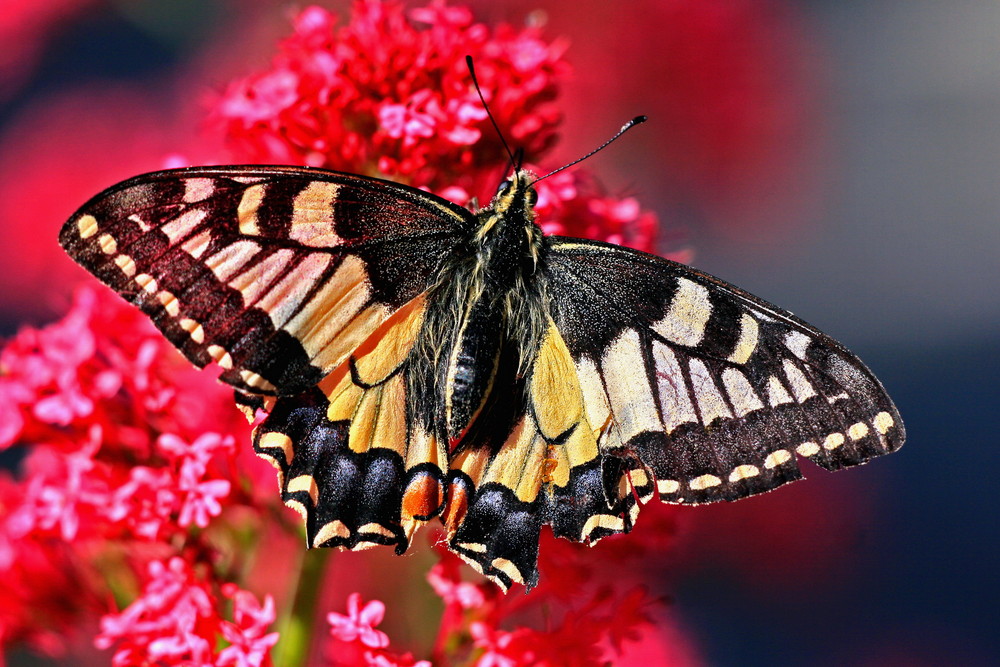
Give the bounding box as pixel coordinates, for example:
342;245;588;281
544;238;905;505
59;166;470;395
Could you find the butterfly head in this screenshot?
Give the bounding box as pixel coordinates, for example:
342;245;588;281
489;169;538;219
472;169;543;268
475;169;540;241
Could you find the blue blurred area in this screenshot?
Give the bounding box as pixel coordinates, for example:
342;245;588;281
0;7;180;130
665;3;1000;662
700;0;1000;351
676;341;1000;666
1;1;997;665
670;5;1000;662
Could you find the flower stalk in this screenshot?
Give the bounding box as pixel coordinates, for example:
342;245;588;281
273;547;331;667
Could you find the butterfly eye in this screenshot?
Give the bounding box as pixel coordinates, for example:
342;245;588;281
526;189;538;207
496;180;512;196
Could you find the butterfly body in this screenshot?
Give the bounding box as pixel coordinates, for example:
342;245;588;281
60;164;904;590
410;170;546;450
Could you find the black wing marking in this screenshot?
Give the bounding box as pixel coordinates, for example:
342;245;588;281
543;237;905;506
59;166;471;395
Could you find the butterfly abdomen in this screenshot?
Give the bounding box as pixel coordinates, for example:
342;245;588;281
443;297;504;446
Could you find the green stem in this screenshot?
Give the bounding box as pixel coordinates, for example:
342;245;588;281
273;548;332;667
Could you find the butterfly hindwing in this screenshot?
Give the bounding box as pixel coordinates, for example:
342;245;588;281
543;237;905;506
59;166;471;395
252;292;449;554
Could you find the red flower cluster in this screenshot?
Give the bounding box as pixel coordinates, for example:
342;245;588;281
531;169;677;256
0;288;282;663
214;0;668;255
0;2;694;664
419;500;679;666
215;1;563;191
0;288;253;543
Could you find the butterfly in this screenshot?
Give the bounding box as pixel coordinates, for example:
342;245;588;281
59;162;904;590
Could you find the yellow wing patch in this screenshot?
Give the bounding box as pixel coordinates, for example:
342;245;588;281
530;320;601;483
286;255;393;374
351;295;427;386
450;319;602;509
320;293;426;437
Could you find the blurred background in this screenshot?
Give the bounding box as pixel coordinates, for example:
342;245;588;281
1;0;997;664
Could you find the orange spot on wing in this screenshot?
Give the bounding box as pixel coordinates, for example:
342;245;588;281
402;472;443;521
441;477;471;537
542;458;559;484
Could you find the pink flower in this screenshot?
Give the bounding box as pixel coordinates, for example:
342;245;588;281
469;623;526;667
157;433;235;528
379;98;437;145
106;466;178;540
0;289;99;446
95;558;218;663
325;592;432;665
427;561;487;609
217;584;280;667
96;558;278;666
328;593;390;649
0;385;26;445
13;431;110;542
177;478;231;529
0;473;99;657
159;432;233;468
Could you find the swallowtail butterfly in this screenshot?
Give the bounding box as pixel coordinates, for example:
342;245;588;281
59;157;904;590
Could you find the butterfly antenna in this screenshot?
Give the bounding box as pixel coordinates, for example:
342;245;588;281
513;147;525;171
466;55;517;171
533;115;648;184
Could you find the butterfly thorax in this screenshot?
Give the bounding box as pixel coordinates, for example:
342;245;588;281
409;171;549;450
